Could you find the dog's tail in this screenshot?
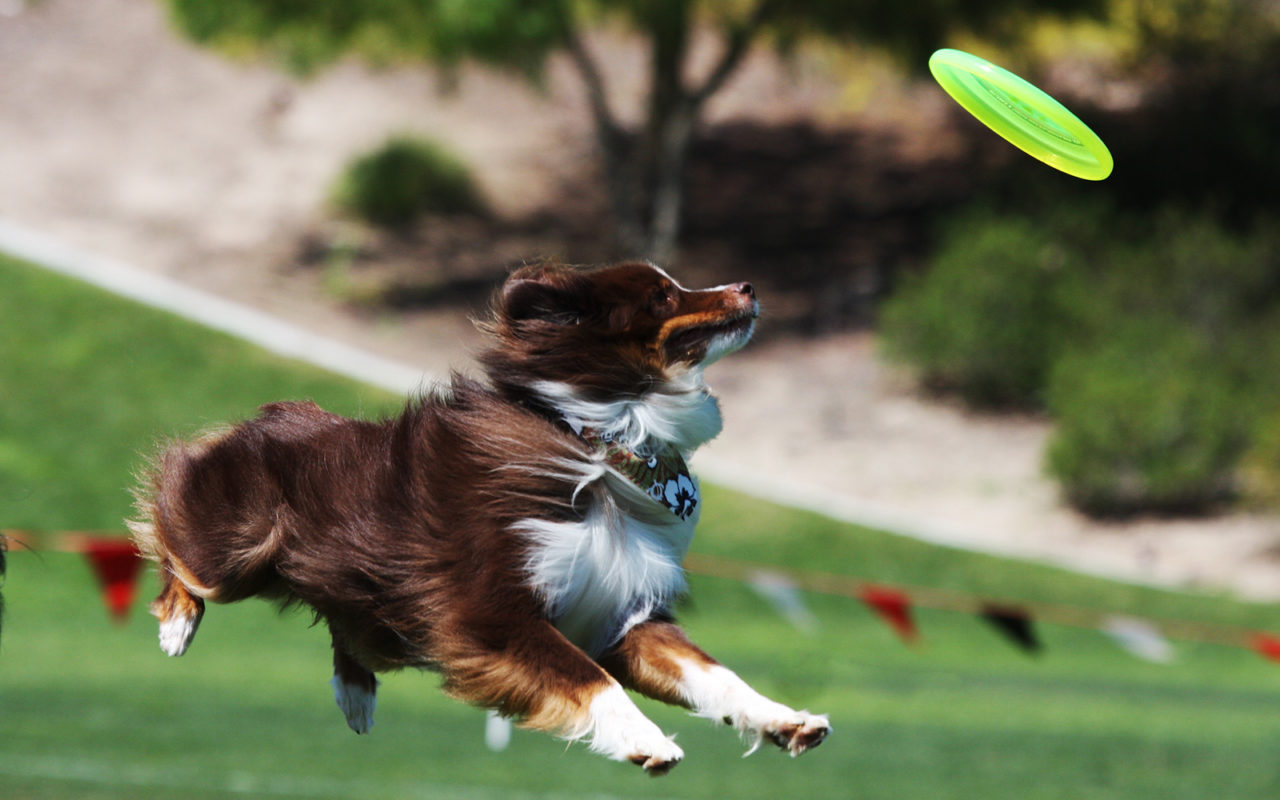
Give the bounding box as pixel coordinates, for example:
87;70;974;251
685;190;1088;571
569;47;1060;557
127;448;166;567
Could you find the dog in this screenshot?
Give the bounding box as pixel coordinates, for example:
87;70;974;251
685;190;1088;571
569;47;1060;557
129;261;829;774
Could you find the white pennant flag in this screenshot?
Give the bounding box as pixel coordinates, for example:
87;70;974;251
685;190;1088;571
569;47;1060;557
1101;616;1174;664
747;570;817;633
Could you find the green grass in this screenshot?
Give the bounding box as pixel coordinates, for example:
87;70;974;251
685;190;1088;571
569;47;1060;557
4;252;1280;799
0;256;401;531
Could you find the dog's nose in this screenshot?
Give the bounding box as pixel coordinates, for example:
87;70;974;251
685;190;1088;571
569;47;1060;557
733;282;755;299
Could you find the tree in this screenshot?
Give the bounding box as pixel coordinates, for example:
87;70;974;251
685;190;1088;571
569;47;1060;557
163;0;1103;264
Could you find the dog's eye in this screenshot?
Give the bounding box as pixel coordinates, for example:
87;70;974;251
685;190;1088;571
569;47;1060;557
652;284;676;311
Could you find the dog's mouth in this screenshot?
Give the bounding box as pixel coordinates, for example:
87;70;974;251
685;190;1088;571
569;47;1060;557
664;310;758;364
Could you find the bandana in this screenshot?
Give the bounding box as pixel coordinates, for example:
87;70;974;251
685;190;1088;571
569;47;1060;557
579;428;698;522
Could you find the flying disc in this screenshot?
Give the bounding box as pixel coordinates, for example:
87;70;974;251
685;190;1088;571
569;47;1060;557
928;48;1112;181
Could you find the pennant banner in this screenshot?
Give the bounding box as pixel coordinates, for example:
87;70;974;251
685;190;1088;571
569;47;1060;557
82;538;144;621
1;533;7;642
10;532;1280;670
980;604;1042;655
1102;616;1174;664
682;552;1280;666
859;585;918;644
747;570;817;633
1253;634;1280;664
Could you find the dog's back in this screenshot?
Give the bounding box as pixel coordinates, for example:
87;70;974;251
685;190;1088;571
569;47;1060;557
134;381;588;669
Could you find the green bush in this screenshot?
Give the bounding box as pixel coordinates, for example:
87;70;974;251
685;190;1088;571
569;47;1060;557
1242;408;1280;507
1044;320;1252;517
331;135;485;228
1085;210;1280;342
879;208;1086;408
1048;216;1280;517
885;198;1280;517
1234;317;1280;506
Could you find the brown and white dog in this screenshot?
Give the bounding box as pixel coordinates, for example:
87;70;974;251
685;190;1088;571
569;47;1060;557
129;261;829;774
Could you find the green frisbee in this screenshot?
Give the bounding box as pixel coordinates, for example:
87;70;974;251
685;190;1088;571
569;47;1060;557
928;48;1113;181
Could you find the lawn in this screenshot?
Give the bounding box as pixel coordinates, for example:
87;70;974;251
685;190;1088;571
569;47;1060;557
4;252;1280;799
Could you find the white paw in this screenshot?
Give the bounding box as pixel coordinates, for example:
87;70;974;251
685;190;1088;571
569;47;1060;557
330;675;379;734
158;613;199;657
678;662;830;758
582;685;684;775
756;710;831;757
628;734;684;775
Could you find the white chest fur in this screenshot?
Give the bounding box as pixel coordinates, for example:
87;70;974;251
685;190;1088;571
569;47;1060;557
518;483;699;657
516;371;719;656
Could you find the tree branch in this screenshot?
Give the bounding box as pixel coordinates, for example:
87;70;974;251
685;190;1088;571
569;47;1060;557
691;0;778;107
555;4;624;154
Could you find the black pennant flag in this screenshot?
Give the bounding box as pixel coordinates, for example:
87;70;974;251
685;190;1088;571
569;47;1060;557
980;604;1042;655
0;533;6;643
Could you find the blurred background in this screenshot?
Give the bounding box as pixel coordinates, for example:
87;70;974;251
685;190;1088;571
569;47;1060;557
4;1;1280;797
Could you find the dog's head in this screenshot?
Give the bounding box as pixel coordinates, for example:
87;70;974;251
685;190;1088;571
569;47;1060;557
481;261;758;399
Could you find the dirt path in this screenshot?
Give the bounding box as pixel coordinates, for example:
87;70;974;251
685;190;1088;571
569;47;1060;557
3;0;1278;599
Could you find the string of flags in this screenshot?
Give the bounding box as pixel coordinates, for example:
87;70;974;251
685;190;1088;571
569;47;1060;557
82;537;145;620
685;552;1280;666
3;531;144;622
6;529;1280;667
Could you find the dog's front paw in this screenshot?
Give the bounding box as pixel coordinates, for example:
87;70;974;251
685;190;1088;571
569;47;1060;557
627;737;685;776
762;711;831;757
584;685;684;775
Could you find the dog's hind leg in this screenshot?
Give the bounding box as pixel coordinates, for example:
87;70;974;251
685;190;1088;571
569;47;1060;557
150;566;205;657
330;631;379;734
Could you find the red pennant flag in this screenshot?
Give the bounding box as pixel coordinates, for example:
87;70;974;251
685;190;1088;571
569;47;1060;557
859;585;918;644
1252;634;1280;663
83;538;143;622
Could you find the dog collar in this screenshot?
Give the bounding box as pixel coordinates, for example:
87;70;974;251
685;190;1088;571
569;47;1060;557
578;428;698;522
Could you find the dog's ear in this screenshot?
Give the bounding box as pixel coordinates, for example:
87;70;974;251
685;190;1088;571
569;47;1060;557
501;277;582;325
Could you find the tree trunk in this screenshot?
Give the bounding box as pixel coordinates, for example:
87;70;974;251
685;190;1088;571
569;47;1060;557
642;105;695;265
562;1;774;265
598;95;694;265
635;0;694;265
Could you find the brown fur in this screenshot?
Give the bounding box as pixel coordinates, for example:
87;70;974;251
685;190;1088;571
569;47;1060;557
480;261;756;400
137;384;604;728
599;618;719;708
131;261;776;760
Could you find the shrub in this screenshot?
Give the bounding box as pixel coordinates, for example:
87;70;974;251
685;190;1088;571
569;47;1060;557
883;194;1280;517
1242;408;1280;507
1044;320;1253;517
1086;209;1280;343
1234;317;1280;507
879;208;1083;408
331;135;485;228
1044;213;1280;516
